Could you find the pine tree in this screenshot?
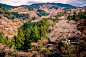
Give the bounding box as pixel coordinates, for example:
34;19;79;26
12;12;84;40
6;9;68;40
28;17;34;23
40;25;44;36
24;29;31;51
32;25;39;42
78;9;83;18
15;28;25;50
73;11;77;20
67;13;72;20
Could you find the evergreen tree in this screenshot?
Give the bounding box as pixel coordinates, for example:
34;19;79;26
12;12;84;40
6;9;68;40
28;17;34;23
32;25;39;42
78;9;83;18
67;13;72;20
24;29;31;51
15;28;25;50
40;25;44;36
73;11;77;20
40;20;48;36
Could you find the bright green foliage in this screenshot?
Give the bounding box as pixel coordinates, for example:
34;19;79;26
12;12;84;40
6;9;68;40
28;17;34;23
32;25;39;42
40;20;48;36
0;33;12;47
78;9;83;19
40;25;44;36
67;13;72;20
15;28;25;50
3;14;9;17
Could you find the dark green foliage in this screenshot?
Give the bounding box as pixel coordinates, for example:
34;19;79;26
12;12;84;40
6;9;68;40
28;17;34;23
37;9;49;17
21;3;76;11
15;28;25;50
77;9;83;19
24;29;31;51
37;13;49;17
49;6;58;9
32;17;36;20
51;3;76;9
67;13;72;20
0;7;16;20
0;3;15;10
13;18;56;51
72;11;77;20
22;3;43;11
37;9;44;12
11;12;30;20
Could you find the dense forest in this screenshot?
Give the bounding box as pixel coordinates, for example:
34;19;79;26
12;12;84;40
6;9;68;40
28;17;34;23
21;3;43;11
0;3;15;10
10;18;57;51
0;6;16;19
37;9;49;17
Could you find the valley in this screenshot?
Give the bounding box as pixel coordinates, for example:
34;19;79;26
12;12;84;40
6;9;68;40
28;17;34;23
0;2;86;57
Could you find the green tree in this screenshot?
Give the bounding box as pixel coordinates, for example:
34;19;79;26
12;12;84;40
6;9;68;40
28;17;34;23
67;13;72;20
24;29;31;51
32;25;39;42
40;25;44;36
78;9;83;18
73;11;77;20
0;33;5;44
15;28;25;50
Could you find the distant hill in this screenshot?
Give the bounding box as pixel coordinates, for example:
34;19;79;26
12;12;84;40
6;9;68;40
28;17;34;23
0;3;76;10
0;3;15;9
82;7;86;10
21;3;76;11
84;6;86;7
21;3;43;11
50;3;76;9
